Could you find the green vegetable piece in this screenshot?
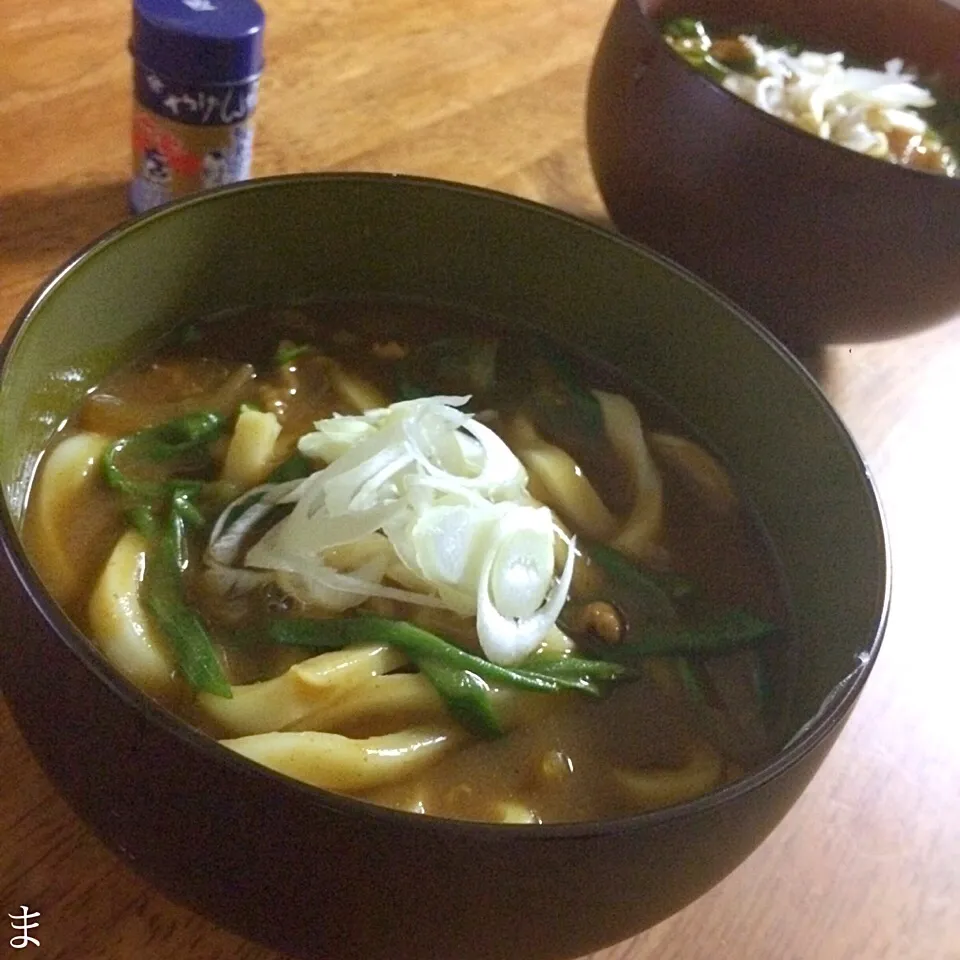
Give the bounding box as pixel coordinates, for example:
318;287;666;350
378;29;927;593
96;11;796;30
417;659;504;739
262;618;347;648
262;617;573;693
520;651;627;692
694;54;730;82
600;608;779;662
129;411;226;462
101;412;232;697
143;511;232;698
662;17;708;41
267;450;313;483
274;343;312;367
582;542;689;628
660;18;731;81
125;502;159;540
103;411;227;504
572;542;781;661
256;616;630;736
333;617;626;695
171;485;207;529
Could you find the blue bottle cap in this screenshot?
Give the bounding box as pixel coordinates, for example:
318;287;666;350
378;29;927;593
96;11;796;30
131;0;265;86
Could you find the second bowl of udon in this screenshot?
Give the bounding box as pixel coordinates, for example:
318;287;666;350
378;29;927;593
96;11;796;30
587;0;960;347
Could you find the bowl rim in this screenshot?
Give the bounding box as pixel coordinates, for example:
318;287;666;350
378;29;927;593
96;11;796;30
0;171;892;839
641;3;960;188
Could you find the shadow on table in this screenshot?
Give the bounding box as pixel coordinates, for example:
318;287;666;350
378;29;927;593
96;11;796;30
576;211;617;232
0;181;130;268
792;346;829;384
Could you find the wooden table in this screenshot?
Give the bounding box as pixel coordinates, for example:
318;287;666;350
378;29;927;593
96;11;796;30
1;1;959;957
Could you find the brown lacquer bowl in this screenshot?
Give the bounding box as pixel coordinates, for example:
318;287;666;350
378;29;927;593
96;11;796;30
0;175;888;960
587;0;960;347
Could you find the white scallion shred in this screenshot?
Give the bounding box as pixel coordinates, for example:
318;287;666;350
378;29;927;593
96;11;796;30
719;37;954;174
207;395;575;665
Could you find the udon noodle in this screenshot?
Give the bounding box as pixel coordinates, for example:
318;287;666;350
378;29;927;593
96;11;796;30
24;301;792;823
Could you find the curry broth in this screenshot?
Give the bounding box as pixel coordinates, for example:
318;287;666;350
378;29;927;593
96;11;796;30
23;299;793;823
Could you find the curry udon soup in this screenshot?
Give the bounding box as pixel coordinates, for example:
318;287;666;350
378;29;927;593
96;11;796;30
24;301;793;824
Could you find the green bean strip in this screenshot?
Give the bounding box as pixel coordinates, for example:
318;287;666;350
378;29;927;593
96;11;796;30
273;342;312;367
586;541;694;608
416;659;504;739
579;541;780;659
264;617;627;694
598;609;779;662
102;412;226;505
144;511;232;697
257;616;629;738
266;449;313;483
101;412;232;697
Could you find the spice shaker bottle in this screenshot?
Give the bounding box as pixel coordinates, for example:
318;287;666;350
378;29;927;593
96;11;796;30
129;0;266;214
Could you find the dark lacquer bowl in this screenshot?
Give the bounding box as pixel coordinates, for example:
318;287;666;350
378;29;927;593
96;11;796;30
0;174;888;960
587;0;960;348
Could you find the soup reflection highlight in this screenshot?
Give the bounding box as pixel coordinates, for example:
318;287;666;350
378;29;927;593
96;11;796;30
24;302;792;823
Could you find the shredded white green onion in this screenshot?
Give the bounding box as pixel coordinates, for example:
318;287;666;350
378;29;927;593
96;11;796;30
722;39;953;172
209;396;576;666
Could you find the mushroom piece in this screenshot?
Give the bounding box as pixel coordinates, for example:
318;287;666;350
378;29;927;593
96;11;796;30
563;600;625;645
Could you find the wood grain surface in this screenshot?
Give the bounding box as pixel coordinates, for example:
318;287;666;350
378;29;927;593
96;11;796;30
1;0;959;957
